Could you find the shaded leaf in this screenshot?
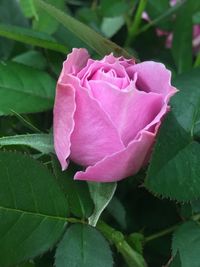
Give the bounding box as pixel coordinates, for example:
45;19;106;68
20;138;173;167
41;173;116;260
172;221;200;267
145;68;200;201
0;151;68;267
172;1;193;73
55;224;113;267
52;157;93;218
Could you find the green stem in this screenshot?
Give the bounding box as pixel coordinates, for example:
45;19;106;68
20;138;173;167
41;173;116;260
145;224;178;243
194;52;200;67
125;0;147;46
97;221;147;267
145;213;200;243
66;217;87;224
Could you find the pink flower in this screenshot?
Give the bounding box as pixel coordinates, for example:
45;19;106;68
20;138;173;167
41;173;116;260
53;48;177;182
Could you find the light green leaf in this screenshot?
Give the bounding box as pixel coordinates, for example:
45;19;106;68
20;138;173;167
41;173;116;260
0;61;55;115
0;133;54;154
0;151;68;267
55;224;113;267
88;182;117;226
101;16;124;38
172;221;200;267
0;23;67;54
33;0;132;58
19;0;38;19
12;51;47;70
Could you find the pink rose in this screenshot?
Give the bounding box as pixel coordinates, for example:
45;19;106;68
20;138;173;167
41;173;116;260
54;48;177;182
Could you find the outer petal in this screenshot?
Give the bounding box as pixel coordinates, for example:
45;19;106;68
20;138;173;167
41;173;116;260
89;80;164;146
59;48;89;82
128;61;177;99
53;83;76;170
54;48;89;170
74;130;155;182
68;75;125;166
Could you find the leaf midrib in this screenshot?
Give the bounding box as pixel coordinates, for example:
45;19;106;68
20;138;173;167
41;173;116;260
0;206;67;222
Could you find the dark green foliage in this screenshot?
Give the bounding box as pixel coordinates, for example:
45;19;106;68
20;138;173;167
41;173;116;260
0;0;200;266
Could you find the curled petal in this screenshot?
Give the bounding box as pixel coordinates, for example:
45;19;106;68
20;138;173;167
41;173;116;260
127;61;178;99
59;48;89;83
74;130;155;182
53;83;76;170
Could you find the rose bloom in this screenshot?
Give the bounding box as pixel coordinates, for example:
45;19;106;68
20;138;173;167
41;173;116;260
54;48;177;182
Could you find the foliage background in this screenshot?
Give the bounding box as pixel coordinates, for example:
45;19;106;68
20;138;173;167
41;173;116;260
0;0;200;267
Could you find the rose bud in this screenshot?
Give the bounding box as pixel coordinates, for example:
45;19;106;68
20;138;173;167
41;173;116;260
54;48;177;182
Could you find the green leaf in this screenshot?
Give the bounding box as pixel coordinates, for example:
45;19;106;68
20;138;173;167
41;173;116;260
168;253;181;267
107;196;127;229
0;151;68;267
145;68;200;202
0;133;54;154
172;68;200;137
172;221;200;267
12;50;47;70
0;0;28;59
52;157;94;218
33;0;65;34
0;61;55;115
17;262;36;267
100;0;129;17
19;0;38;19
33;0;132;58
88;182;117;226
55;224;113;267
0;23;68;54
101;16;124;38
146;0;171;30
172;1;193;73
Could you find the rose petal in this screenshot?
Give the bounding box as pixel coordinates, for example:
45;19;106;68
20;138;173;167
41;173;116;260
77;58;130;89
59;48;89;82
68;76;125;166
91;67;129;89
53;83;76;170
89;79;164;146
127;61;177;99
74;130;155;182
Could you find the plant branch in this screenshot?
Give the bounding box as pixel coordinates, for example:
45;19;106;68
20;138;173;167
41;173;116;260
125;0;147;46
97;221;147;267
